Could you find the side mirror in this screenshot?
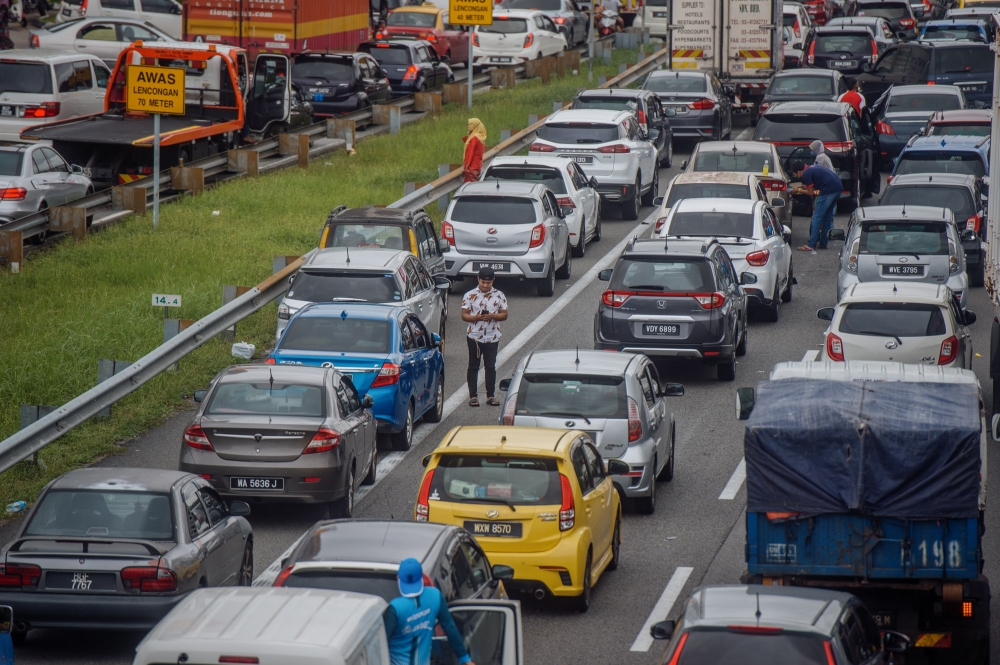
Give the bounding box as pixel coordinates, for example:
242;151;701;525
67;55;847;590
662;382;685;397
441;54;451;64
862;62;873;72
0;605;11;635
979;176;989;193
781;224;792;243
770;197;785;208
962;229;978;243
606;459;630;475
647;128;660;142
964;310;977;325
740;272;758;285
598;268;614;281
499;378;511;391
193;389;208;403
736;387;756;420
680;159;688;170
882;630;911;654
560;206;574;217
432;332;443;348
70;164;85;174
435;276;452;289
827;228;846;241
817;307;836;321
381;67;390;78
653;196;664;206
363;394;374;408
229;501;251;517
422;454;433;467
650;619;676;640
663;107;676;117
438;238;452;253
491;564;515;580
974;100;987;109
589;176;599;189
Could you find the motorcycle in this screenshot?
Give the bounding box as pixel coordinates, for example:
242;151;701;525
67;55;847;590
598;9;621;36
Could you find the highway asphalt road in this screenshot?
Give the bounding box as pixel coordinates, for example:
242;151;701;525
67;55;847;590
3;129;998;665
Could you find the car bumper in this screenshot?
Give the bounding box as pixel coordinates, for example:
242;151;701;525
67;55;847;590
609;440;657;499
0;591;186;630
444;248;553;279
663;112;717;138
484;531;590;597
881;135;911;160
180;449;350;503
309;97;368;116
595;336;735;360
474;51;532;66
595;181;637;203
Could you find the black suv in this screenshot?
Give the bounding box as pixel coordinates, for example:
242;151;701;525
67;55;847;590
852;0;918;40
758;69;847;119
856;41;994;107
594;238;750;381
803;26;879;77
571;88;676;167
291;51;392;116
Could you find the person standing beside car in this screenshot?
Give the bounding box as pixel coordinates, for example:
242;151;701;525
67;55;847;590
462;267;507;407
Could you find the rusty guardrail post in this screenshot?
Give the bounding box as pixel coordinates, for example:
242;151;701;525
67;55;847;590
112;186;147;215
328;118;356;151
490;68;517;89
49;207;87;241
443;83;469;107
414;91;443;114
278;134;311;167
0;230;22;272
372;105;401;134
171;165;206;195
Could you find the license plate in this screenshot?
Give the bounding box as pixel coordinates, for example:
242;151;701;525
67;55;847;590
308;87;330;93
959;84;983;92
643;323;680;335
882;265;924;276
46;572;117;591
463;520;523;538
62;7;71;14
491;57;513;63
563;155;592;164
830;60;857;68
472;261;510;272
0;106;12;117
668;105;686;112
653;11;667;16
230;477;284;491
871;611;895;629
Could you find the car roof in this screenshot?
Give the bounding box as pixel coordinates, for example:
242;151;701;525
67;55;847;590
332;206;416;224
49;467;194;493
488;156;577;171
671;197;759;214
924;17;987;24
773;69;839;79
523;349;640;375
0;143;31;153
857;0;909;5
928;109;991;123
624;237;716;258
296;51;357;61
915;38;989;48
828;15;883;23
456;180;546;197
695;140;773;154
546;108;631;123
762;100;851;115
770;360;980;384
304;247;412;271
672;171;758;186
814;25;875;33
492;8;544;17
856;204;953;221
647;70;707;79
0;49;100;62
292;520;453;564
219;364;330;386
577;88;650;99
843;281;950;302
439;426;580;455
905;135;990;151
682;585;852;636
889;84;962;96
362;39;423;51
886;172;977;187
296;302;404;321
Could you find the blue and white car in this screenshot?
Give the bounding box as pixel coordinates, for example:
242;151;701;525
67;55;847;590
268;303;444;451
892;134;990;180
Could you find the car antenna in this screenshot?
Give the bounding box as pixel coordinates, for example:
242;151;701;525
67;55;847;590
575;346;580;365
496;175;500;190
755;593;762;626
346;245;351;264
893;283;897;293
269;367;274;395
664;233;669;251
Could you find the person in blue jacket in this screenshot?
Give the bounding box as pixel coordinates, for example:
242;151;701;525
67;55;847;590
0;606;13;665
385;558;474;665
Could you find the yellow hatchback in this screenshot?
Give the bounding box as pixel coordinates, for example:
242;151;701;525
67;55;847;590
415;426;625;612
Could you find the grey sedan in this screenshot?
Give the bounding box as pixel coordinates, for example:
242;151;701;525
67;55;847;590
0;143;92;225
642;70;733;141
0;468;253;644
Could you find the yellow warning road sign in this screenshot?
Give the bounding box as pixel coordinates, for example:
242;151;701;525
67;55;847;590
450;0;492;25
126;65;186;115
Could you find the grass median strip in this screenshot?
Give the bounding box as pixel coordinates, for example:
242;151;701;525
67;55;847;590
0;48;647;509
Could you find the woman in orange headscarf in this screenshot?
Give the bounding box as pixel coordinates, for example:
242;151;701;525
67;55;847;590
463;118;487;182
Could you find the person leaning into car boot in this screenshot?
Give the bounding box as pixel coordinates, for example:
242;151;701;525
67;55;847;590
790;160;841;252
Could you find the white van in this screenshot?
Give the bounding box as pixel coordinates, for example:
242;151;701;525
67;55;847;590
132;587;525;665
57;0;182;39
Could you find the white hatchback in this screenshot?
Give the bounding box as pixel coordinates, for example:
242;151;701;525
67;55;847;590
473;9;567;67
655;171;787;233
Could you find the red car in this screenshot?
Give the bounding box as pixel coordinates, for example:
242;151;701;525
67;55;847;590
802;0;837;24
377;5;470;64
923;109;991;137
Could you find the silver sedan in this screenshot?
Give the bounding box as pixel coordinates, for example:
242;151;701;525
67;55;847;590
0;144;92;225
30;18;172;66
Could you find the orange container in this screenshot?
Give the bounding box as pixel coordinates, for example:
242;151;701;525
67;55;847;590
183;0;371;57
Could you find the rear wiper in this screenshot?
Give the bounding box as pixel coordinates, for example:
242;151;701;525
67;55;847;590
538;411;592;424
884;253;920;259
462;497;516;512
576;139;603;144
627;284;664;290
859;330;903;346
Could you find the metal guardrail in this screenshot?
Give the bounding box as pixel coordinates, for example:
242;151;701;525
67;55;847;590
0;41;663;476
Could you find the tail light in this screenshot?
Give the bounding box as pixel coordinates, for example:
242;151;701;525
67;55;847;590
824;641;837;665
876;120;894;135
554;16;565;23
278;302;290;320
692;292;726;309
602;290;632;307
654;216;668;234
758;101;770;116
120;566;177;592
870;39;878;62
375;31;386;38
273;565;294;587
472;32;479;47
900;17;915;27
183;424;213;451
219;658;259;664
627;397;641;442
424;33;437;42
0;563;41;589
559;474;575;530
665;633;689;665
29;33;39;48
529;223;545;248
523;33;533;47
441;221;455;246
501;394;517;425
0;188;27;201
637;109;647;130
826;333;844;361
529;141;556;152
371;362;401;387
807;39;816;65
966;214;981;233
264;357;276;365
939;336;958;365
847;238;860;273
598;143;631;153
23;102;60;118
416;469;435;521
687;98;715;110
303;428;340;454
793;19;801;37
556;197;575;209
745;249;770;266
403;65;418;81
949;240;960;274
824;141;852;153
81;0;88;9
761;179;786;191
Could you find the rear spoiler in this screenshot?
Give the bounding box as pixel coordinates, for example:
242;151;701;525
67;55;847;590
9;536;169;556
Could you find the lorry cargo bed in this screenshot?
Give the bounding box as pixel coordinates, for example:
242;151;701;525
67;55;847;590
26;113;225;147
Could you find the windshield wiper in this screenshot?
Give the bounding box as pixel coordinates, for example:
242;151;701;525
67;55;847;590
330;297;368;302
462;497;516;512
858;330;903;346
538;411;592;424
626;284;664;291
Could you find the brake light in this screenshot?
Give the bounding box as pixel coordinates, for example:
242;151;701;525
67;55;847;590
523;33;533;47
403;65;418;81
23;102;60;118
303;428;340;454
692;292;726;309
424;33;437;42
416;469;435;521
529;223;545;248
501;393;517;425
627;397;641;442
758;101;770;116
29;33;39;48
0;563;41;589
472;32;479;47
371;363;401;387
441;221;455;246
554;16;565;23
654;216;668;233
264;358;276;365
120;566;177;592
824;141;852;153
900;17;915;27
761;179;786;191
807;39;816;65
824;641;836;665
559;474;575;530
847;238;860;273
602;290;631;307
728;625;784;634
687;98;715;110
870;39;878;62
272;565;294;587
529;141;556;152
81;0;88;9
876;120;894;135
745;249;770;266
637;109;647;126
826;333;844;361
556;197;575;209
966;213;981;233
0;188;27;201
939;335;958;365
793;19;801;37
183;424;213;451
598;143;631;153
666;633;689;665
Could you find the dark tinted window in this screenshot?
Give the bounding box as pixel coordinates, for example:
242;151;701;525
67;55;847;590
141;0;180;12
839;301;948;337
667;211;756;238
693;150;773;172
857;2;911;19
482;166;567;194
198;488;228;525
292;57;353;82
55;62;93;92
643;74;707;93
361;44;413;65
478;17;529;33
665;183;750;207
887;93;962;113
894;151;986;177
814;33;874;54
933;45;992;73
329;223;406;249
288;271;402;303
929;123;990;136
610;258;715;292
387;10;437;26
922;24;987;41
451;196;537;224
206;383;325;417
537;122;620;144
514;375;628;419
783;12;798;26
755;114;847;141
676;630;829;665
768;75;836;96
281;570;400;602
859;220;949;254
429;455;563;505
0;152;23;177
26;491;174;541
100;0;134;8
280;317;391;354
880;185;976;218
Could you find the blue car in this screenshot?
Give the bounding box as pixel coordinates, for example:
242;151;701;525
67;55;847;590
919;19;990;44
269;303;444;451
892;135;990;180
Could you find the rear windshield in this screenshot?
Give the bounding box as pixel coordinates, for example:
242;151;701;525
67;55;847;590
887;93;962;113
292;58;353;82
894;152;986;177
0;63;53;94
643;75;707;93
667;211;755;238
281;570;399;602
676;630;829;665
482;167;567;194
768;75;835;96
430;455;562;506
755;114;846;142
329;223;406;250
611;258;715;292
288;271;402;303
928;123;990;136
478;17;529;33
514;375;628;419
361;44;413;66
0;152;22;177
693;150;772;172
859;220;949;254
880;185;976;218
451;196;537;224
573;96;640;114
537;122;620;144
509;0;561;7
280;317;391;354
387;11;437;27
814;32;874;53
933;45;992;73
666;183;750;208
857;3;911;19
839;302;947;336
207;383;325;417
922;24;986;41
26;491;174;541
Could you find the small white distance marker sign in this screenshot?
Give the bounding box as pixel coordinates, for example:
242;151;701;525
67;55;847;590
152;294;182;307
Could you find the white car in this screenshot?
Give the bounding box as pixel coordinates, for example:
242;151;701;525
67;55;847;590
57;0;182;39
633;0;670;36
481;156;601;257
817;282;974;368
473;9;567;67
530;108;658;221
655;171;786;234
783;3;813;67
0;51;112;143
30;18;173;66
657;198;793;321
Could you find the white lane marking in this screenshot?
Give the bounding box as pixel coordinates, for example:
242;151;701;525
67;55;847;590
735;126;755;141
718;458;746;500
254;207;659;584
801;350;819;362
630;566;694;652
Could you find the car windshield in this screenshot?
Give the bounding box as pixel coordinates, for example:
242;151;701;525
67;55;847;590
362;44;413;65
509;0;561;7
0;152;22;176
887;93;962;113
676;630;830;665
537;122;620;144
479;17;529;33
768;75;835;96
814;33;873;53
755;114;847;141
514;375;628;419
482;167;567;194
666;183;750;208
933;45;992;73
693;150;773;172
25;491;174;541
387;11;437;27
611;258;714;292
839;302;948;336
280;317;391;354
329;223;407;249
288;271;402;303
281;570;401;602
858;3;910;19
894;152;986;177
644;75;707;93
880;185;976;218
451;196;538;224
292;58;353;82
922;24;985;40
859;220;949;254
430;455;563;506
783;13;798;26
667;211;756;238
573;96;640;114
0;62;53;94
929;123;990;136
206;382;325;417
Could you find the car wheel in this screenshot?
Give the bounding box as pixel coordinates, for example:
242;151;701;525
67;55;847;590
424;373;445;423
634;460;656;514
594;201;603;240
641;167;658;207
330;465;355;518
622;176;640;221
569;550;592;612
29;202;48;245
781;260;794;303
390;402;414;451
760;284;780;322
657;426;675;482
536;261;556;297
237;541;254;586
556;241;572;279
362;450;377;485
607;517;622;570
573;221;586;258
717;353;737;381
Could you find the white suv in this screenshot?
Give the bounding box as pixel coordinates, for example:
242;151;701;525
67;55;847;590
530;108;658;221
